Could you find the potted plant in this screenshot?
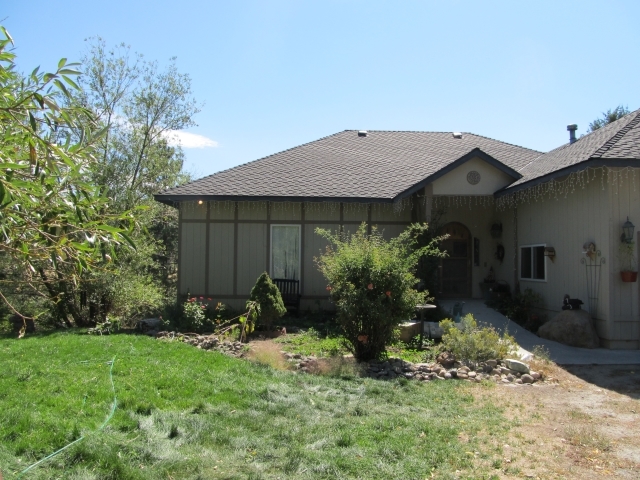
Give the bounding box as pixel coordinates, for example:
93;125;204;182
619;242;638;282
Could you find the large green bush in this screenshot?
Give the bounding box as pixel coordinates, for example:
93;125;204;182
440;314;516;366
315;223;440;361
248;272;287;330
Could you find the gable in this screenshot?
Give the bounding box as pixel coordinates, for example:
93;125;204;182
431;156;518;195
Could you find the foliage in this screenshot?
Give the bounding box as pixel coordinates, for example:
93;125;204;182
587;105;631;132
440;314;517;366
618;241;637;272
181;297;210;332
403;211;449;295
315;223;442;361
86;316;121;335
275;326;347;358
0;26;137;327
248;272;287;330
486;288;544;332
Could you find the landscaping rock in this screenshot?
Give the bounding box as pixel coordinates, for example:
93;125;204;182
521;374;534;384
504;359;530;374
137;318;163;333
436;352;455;368
537;309;600;348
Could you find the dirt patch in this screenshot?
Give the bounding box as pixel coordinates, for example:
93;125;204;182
475;364;640;479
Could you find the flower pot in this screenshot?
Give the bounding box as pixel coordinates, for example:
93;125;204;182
620;271;638;282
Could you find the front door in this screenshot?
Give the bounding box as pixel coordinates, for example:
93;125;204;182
439;222;471;297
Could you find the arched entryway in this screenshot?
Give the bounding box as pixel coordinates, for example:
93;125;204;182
438;222;472;297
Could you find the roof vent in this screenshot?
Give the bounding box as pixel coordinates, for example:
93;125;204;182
452;132;462;139
358;130;368;137
567;124;578;144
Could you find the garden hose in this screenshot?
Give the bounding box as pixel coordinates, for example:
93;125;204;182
16;356;118;478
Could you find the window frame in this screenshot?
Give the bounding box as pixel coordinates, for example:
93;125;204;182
270;224;302;281
519;243;547;282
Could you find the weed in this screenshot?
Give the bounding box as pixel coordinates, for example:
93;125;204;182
565;425;612;451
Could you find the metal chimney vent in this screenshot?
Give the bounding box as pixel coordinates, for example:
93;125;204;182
567;124;578;144
452;132;462;139
358;130;368;137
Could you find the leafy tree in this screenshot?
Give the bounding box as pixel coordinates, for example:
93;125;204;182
248;272;286;331
587;105;631;132
0;27;136;327
315;223;441;361
70;38;200;325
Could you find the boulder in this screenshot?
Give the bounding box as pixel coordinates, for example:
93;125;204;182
137;318;163;333
504;359;530;374
537;309;600;348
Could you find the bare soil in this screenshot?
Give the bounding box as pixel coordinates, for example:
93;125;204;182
476;363;640;479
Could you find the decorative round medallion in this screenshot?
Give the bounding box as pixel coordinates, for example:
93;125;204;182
466;170;481;185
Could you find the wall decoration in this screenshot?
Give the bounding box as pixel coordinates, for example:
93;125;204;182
495;243;505;263
466;170;481;185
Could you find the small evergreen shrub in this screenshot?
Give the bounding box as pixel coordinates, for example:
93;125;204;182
248;272;287;330
315;223;441;361
440;314;516;366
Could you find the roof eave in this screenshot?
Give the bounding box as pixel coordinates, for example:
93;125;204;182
495;157;640;198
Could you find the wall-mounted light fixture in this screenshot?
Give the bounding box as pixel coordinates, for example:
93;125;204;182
198;200;204;205
621;217;635;243
544;247;556;261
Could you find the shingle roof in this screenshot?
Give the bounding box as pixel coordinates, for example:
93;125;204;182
156;130;541;204
506;108;640;191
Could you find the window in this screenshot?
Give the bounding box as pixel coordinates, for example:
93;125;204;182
271;225;300;280
520;244;546;281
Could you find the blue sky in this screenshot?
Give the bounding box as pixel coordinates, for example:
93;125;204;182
5;1;639;179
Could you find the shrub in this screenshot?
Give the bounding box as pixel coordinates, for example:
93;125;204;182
248;272;287;330
182;297;210;332
487;288;544;332
315;223;440;361
440;314;516;366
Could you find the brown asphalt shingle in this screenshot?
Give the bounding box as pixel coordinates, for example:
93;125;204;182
156;130;541;202
510;108;640;189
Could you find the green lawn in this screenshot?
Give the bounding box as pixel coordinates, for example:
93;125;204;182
0;332;509;479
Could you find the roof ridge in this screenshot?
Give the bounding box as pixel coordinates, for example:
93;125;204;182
591;110;640;158
347;130;543;153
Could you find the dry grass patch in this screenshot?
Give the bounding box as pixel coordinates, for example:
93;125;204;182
247;339;290;370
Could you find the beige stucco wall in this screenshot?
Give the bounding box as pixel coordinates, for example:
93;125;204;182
432;157;516;195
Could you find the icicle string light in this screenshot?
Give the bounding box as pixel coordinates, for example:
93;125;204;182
497;166;640;210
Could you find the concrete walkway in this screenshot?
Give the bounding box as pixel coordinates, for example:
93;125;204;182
438;299;640;365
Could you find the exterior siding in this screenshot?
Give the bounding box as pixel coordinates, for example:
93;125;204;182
209;223;235;295
303;223;337;297
236;223;268;296
606;169;640;348
516;173;611;339
180;222;206;294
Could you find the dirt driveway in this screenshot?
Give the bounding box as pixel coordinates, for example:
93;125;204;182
477;364;640;479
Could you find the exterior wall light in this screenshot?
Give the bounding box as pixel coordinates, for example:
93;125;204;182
621;217;635;244
543;247;556;261
198;200;204;205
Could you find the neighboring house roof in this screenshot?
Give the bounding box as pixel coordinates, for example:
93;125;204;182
155;130;541;204
502;108;640;194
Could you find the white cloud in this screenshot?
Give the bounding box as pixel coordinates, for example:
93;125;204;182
162;130;219;149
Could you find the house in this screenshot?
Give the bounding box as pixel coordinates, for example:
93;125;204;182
155;109;640;349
